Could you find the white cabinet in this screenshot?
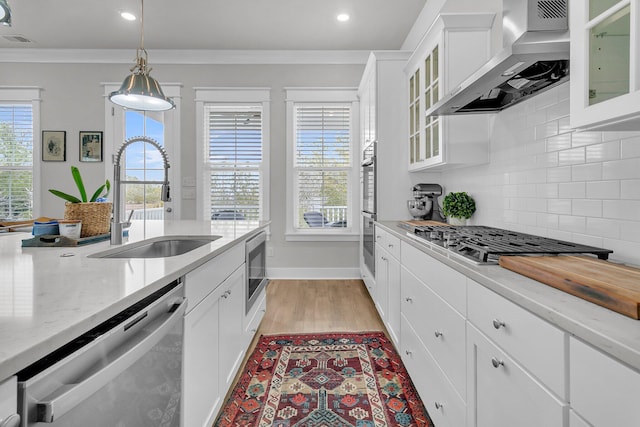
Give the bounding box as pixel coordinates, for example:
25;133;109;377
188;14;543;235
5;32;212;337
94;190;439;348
183;243;247;427
358;51;412;221
398;239;467;426
466;324;567;427
406;13;494;171
374;226;401;346
466;280;568;427
570;337;640;427
0;376;19;427
570;0;640;130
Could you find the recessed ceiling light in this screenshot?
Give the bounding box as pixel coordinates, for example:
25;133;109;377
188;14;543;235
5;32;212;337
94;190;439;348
120;11;137;21
337;13;350;22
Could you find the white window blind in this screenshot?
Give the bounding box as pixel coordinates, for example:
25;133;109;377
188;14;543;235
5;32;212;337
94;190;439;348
206;105;262;220
294;103;351;229
0;104;33;220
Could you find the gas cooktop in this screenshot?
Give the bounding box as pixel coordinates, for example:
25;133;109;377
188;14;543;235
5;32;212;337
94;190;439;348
400;224;613;265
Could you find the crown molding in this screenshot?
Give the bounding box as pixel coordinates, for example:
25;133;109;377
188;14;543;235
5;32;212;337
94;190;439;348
0;48;371;65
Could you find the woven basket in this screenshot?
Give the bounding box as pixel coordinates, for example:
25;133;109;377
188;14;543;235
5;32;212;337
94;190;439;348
64;202;112;237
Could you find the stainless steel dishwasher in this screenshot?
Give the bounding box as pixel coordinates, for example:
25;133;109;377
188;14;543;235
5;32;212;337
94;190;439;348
16;280;186;427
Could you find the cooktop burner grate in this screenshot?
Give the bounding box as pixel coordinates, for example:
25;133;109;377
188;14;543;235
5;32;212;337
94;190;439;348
408;225;613;264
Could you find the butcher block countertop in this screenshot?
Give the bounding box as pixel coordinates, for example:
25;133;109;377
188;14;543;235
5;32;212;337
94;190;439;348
377;220;640;372
0;220;269;381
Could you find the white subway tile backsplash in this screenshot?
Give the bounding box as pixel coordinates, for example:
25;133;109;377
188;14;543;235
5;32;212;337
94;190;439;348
586;141;620;163
602;158;640;180
558;147;585;166
572;199;602;217
571;130;601;147
621;180;640;199
586;180;620;199
559;182;586;199
439;85;640;265
548;199;572;214
572;163;602;181
621;136;640;158
603;200;640;221
547;133;572;151
547;166;572;182
586;217;620;239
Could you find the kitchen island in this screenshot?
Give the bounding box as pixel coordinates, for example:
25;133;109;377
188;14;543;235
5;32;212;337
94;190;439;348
0;220;268;381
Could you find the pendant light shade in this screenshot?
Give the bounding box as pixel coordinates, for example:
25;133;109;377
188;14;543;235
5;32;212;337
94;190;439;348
0;0;11;26
109;0;174;111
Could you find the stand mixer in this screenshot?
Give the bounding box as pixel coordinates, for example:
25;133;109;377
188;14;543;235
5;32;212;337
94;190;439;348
407;183;446;222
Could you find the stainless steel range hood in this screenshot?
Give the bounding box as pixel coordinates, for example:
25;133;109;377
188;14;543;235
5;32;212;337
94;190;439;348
429;0;569;116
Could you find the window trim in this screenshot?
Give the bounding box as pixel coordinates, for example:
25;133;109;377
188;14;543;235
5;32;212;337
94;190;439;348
0;87;41;218
195;87;271;221
285;87;359;242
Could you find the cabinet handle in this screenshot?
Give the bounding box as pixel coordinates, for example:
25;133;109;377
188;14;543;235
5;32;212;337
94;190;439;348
434;402;443;410
405;297;413;303
491;357;504;368
221;290;231;299
381;256;387;261
434;330;443;338
388;243;394;248
492;319;506;330
405;350;412;356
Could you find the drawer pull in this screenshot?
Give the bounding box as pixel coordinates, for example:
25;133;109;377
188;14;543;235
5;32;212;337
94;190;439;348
388;243;394;248
221;290;231;299
434;402;444;410
381;256;388;261
434;330;443;338
405;350;412;356
492;319;506;330
491;357;504;368
405;297;413;303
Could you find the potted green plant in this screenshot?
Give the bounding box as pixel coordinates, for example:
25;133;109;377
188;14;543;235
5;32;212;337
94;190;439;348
49;166;112;237
442;191;476;225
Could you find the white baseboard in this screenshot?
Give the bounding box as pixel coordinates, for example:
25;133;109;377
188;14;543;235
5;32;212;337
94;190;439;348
267;267;361;280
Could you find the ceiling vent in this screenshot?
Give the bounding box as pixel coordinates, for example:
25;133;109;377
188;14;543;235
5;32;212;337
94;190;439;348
2;35;33;43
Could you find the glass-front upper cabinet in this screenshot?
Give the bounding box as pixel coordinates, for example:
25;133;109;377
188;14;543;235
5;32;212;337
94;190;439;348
570;0;640;130
406;13;493;171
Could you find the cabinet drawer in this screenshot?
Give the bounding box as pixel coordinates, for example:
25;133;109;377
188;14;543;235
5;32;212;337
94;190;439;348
570;337;640;427
467;280;567;399
401;267;466;398
185;243;244;313
401;241;466;314
401;316;466;427
467;324;567;427
375;226;400;259
245;290;266;337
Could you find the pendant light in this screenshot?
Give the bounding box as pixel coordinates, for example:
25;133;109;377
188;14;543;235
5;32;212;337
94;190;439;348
109;0;175;111
0;0;11;26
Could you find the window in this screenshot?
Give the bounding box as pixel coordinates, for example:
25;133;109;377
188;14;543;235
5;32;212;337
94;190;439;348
0;88;40;220
195;88;270;221
104;83;180;221
285;88;359;240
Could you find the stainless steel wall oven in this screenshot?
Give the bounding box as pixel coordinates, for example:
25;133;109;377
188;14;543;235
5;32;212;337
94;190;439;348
361;140;376;275
246;231;268;314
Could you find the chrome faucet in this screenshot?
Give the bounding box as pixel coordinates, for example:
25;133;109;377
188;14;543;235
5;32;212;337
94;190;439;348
111;136;171;245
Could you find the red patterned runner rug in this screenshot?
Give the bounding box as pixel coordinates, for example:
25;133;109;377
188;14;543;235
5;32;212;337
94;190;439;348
215;332;433;427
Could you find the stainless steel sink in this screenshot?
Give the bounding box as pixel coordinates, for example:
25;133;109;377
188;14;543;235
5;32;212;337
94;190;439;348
89;235;222;258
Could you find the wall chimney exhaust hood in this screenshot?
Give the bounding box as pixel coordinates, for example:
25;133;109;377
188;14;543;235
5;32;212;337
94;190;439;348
428;0;569;116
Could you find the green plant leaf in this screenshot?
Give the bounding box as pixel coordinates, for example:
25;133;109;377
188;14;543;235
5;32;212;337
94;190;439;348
71;166;88;202
89;185;106;202
48;189;82;204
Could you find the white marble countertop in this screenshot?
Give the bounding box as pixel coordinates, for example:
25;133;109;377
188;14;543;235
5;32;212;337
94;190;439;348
377;220;640;371
0;220;268;380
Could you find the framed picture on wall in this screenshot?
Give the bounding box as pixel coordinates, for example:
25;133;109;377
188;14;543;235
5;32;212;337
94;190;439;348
79;131;103;162
42;130;66;162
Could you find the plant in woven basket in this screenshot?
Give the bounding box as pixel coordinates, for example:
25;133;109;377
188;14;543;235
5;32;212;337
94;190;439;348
49;166;110;203
442;191;476;220
49;166;112;237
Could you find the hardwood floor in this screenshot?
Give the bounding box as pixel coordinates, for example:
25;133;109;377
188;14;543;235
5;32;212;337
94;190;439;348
257;279;385;335
214;279;387;426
